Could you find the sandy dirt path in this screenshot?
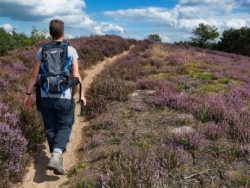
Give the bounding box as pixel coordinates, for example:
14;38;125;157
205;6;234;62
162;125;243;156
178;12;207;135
16;47;132;188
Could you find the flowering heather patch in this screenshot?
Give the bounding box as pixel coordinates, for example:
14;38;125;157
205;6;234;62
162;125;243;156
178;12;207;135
238;83;250;100
165;54;186;65
150;58;163;68
100;143;191;187
231;122;250;143
198;53;233;64
78;44;104;67
130;39;153;54
204;121;225;140
154;85;192;111
140;63;161;76
0;75;6;88
68;35;132;68
156;143;192;171
85;57;140;119
196;94;227;122
224;86;245;107
92;114;120;131
0;123;28;184
89;77;136;101
65;37;85;50
169;76;201;92
136;77;165;90
18;109;45;151
239;144;250;157
0;103;18;127
100;149;160;187
14;47;39;67
171;126;204;150
83;94;108;120
154;82;248;126
82;133;104;151
227;65;250;83
141;50;152;58
0;103;28;185
130;102;145;111
12;61;27;72
0;56;31;97
102;53;143;81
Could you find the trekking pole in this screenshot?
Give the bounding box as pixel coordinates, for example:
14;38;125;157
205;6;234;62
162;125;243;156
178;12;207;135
79;99;84;116
76;79;84;116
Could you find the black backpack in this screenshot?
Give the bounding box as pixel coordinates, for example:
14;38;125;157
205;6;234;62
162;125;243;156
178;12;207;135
37;41;82;103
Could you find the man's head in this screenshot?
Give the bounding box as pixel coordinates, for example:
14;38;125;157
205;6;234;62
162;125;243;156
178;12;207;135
49;19;64;40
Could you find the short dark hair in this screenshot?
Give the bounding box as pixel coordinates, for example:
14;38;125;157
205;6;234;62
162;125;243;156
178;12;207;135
49;19;64;40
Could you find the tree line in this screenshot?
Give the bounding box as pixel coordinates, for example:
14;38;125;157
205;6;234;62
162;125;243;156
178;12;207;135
148;23;250;57
1;23;250;57
0;26;46;56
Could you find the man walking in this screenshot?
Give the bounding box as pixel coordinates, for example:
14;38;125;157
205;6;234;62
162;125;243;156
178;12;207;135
24;19;86;175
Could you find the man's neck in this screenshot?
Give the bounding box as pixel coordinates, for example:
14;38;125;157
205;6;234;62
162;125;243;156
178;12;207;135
53;36;64;42
54;39;63;42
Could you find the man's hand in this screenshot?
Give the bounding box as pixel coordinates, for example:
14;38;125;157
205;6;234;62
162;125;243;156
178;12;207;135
24;96;32;109
81;96;87;106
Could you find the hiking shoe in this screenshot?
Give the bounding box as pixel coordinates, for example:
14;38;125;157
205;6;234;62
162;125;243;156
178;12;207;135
47;153;65;175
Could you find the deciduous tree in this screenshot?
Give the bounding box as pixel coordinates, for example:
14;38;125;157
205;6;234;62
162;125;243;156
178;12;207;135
190;23;219;47
148;34;162;42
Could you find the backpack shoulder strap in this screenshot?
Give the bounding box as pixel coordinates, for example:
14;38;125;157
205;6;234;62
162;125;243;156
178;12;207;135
41;42;54;62
61;41;69;61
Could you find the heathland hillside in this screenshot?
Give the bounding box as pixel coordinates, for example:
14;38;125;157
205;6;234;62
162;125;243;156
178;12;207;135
1;36;250;187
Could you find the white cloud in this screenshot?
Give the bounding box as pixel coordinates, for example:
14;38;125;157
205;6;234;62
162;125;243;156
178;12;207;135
0;0;86;22
0;0;249;43
178;0;235;17
0;0;126;37
159;34;171;43
1;23;13;32
225;19;247;28
0;0;86;15
177;19;207;30
34;0;86;16
104;7;177;27
54;14;94;29
101;0;249;42
102;0;236;31
94;23;125;35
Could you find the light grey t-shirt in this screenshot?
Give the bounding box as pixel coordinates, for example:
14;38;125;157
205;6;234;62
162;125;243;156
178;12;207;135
36;45;79;99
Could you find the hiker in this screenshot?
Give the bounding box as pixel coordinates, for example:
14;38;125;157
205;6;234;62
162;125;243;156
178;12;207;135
23;19;87;175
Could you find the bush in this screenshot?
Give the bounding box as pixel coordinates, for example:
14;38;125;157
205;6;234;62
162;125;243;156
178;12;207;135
100;144;191;187
18;109;45;151
0;103;29;186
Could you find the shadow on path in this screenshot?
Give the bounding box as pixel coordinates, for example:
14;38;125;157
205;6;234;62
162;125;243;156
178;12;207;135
33;144;60;183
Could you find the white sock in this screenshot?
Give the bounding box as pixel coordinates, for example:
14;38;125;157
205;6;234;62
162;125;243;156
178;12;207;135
53;148;62;154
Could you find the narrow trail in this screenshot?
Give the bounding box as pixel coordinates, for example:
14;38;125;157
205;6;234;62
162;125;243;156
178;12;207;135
16;47;132;188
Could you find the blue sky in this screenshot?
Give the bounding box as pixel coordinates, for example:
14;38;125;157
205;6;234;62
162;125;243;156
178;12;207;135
0;0;249;43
